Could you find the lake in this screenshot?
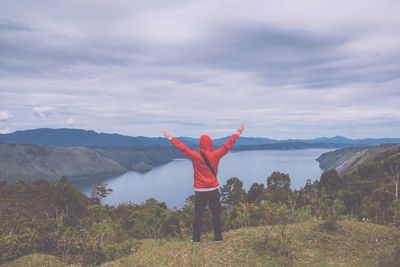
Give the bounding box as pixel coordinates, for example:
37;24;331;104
78;149;332;208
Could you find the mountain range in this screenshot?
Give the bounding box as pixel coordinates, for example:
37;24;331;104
1;128;400;148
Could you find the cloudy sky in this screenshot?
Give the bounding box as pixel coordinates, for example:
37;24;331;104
1;0;400;139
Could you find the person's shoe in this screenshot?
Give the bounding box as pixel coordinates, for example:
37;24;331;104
191;240;200;244
214;238;224;243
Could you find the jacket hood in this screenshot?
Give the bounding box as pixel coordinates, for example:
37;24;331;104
199;135;213;152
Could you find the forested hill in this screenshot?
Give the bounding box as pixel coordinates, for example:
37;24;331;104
0;143;180;183
2;128;400;148
316;143;400;175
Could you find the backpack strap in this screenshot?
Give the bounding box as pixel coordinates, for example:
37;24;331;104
200;152;217;177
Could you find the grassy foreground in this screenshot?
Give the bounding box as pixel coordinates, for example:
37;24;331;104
3;220;399;267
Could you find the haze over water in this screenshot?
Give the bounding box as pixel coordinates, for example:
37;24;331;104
79;149;331;208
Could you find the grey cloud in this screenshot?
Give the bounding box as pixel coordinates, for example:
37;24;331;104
1;1;400;139
0;19;32;31
2;15;396;91
144;23;342;79
166;22;400;89
0;22;145;78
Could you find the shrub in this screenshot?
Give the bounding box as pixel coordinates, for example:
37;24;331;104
319;213;338;232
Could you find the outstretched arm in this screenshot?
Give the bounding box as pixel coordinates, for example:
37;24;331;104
163;131;197;160
236;124;245;136
214;125;245;158
163;131;172;140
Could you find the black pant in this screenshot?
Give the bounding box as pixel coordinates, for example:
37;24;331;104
193;189;222;242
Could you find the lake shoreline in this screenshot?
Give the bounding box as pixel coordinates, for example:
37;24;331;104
71;147;333;187
76;149;333;208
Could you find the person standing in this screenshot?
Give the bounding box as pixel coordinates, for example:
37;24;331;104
163;125;245;243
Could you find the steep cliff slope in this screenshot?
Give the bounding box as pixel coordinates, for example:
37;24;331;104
316;144;400;175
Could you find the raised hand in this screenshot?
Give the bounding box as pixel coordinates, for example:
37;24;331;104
163;131;172;140
236;125;245;136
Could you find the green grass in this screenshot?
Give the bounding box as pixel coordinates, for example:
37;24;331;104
4;220;400;267
1;253;79;267
101;220;399;267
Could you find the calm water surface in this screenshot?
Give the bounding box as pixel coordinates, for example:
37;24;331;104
78;149;332;208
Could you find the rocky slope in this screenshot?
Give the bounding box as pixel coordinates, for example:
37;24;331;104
316;144;400;176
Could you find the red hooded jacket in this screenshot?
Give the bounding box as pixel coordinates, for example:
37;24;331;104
170;134;239;188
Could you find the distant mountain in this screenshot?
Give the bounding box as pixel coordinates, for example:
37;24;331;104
232;142;343;151
213;136;279;147
301;136;400;146
2;128;400;148
0;128;170;147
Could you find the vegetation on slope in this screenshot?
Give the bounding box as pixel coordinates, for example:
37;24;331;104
4;221;400;267
2;144;400;266
316;144;400;176
100;221;399;267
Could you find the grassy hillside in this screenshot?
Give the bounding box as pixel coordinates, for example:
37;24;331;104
4;220;399;267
